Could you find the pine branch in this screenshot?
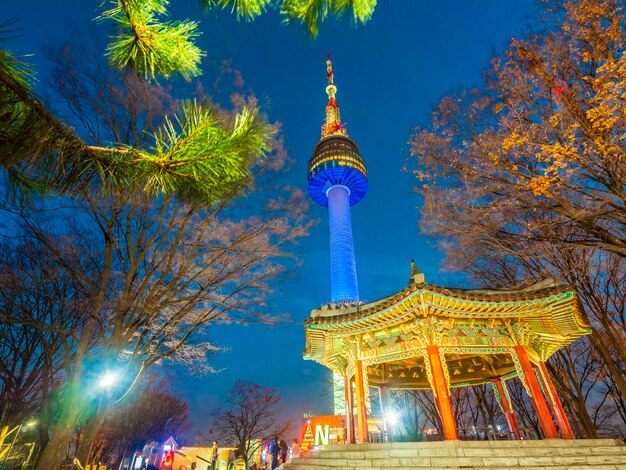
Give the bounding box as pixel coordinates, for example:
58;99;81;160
147;101;273;202
280;0;376;37
0;48;101;196
100;0;203;80
0;50;273;205
200;0;272;20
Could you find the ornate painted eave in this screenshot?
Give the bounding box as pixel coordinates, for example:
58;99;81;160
307;279;588;331
304;278;591;383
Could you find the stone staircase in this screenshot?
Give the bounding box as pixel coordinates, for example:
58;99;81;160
283;439;626;469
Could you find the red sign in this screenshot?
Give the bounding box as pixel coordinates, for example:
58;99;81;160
162;450;174;468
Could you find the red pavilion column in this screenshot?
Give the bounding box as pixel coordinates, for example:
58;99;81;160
353;359;369;443
514;345;558;439
426;345;458;440
344;375;355;443
492;377;521;439
536;362;575;439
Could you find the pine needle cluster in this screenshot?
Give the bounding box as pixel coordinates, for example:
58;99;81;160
0;45;272;204
201;0;273;20
1;0;379;204
281;0;376;37
101;0;378;80
100;0;203;80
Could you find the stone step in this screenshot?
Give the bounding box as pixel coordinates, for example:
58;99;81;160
320;438;623;451
286;454;626;467
285;467;626;470
283;439;626;469
304;445;626;459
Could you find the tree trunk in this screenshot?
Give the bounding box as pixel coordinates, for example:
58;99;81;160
588;330;626;399
474;386;490;433
562;399;584;438
574;398;599;439
35;404;81;470
75;413;106;467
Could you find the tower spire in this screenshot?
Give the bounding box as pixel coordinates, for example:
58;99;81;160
322;53;347;137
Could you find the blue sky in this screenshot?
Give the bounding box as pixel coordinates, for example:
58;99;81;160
5;0;535;438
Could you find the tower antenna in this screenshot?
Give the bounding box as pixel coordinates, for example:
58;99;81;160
322;53;346;137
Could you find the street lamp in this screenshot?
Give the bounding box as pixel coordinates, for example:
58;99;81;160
76;370;121;469
383;410;400;444
385;410;399;427
98;371;118;390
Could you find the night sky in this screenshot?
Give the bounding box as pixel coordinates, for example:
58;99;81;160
5;0;535;438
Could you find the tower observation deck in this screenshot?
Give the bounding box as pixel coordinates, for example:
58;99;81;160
307;55;368;303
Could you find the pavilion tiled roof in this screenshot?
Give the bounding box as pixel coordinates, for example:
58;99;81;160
304;277;591;380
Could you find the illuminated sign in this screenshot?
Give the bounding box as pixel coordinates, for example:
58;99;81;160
300;415;346;452
162;450;174;468
315;424;329;446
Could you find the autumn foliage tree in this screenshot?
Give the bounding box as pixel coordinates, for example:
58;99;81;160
411;0;626;257
409;0;626;436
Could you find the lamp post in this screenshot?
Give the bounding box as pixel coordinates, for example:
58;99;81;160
79;370;120;469
384;410;399;443
77;364;145;469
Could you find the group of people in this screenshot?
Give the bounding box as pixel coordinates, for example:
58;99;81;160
267;436;288;469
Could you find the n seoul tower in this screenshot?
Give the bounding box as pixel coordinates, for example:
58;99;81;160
307;55;368;303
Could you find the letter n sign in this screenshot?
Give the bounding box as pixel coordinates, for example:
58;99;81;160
315;424;330;445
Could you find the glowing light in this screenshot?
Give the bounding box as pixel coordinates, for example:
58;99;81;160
385;410;399;427
98;371;118;389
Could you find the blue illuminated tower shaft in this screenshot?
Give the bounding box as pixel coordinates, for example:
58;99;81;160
307;56;367;303
328;185;359;301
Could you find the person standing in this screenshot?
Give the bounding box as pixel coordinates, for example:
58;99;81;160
269;437;280;470
278;439;288;465
210;441;219;470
